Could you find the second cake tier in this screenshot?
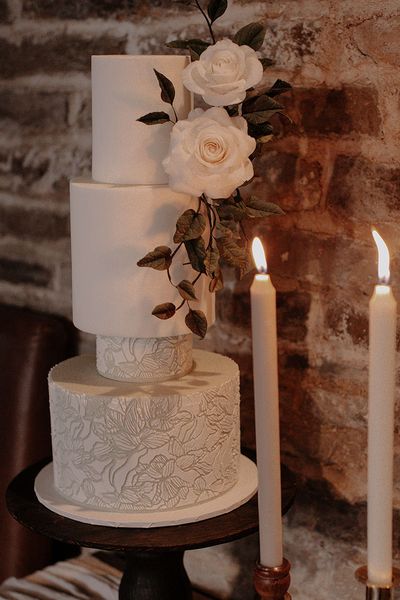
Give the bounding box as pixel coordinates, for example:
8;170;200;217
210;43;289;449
70;179;215;338
49;351;241;512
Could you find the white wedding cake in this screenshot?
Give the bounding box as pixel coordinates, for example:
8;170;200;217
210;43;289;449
36;55;257;526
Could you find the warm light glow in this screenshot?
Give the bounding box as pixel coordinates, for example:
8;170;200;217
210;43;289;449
252;237;268;274
372;228;390;284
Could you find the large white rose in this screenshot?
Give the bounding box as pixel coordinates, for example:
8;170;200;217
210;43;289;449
163;107;256;199
182;38;263;107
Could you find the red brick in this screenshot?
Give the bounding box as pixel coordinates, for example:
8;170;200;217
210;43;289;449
287;87;381;136
0;204;69;240
252;151;323;211
353;16;400;68
0;146;91;200
327;155;400;222
217;281;310;343
23;0;184;19
0;90;69;131
0;0;9;22
0;34;126;79
326;301;368;346
0;257;52;287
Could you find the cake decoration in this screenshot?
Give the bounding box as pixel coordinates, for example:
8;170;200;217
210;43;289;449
136;0;291;338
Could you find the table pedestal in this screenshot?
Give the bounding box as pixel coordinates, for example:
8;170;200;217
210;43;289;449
7;459;296;600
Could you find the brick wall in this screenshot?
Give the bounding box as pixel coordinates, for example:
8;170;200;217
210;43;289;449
1;0;400;598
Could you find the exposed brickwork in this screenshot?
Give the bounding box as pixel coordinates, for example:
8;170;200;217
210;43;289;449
0;0;8;22
296;87;381;136
0;34;127;79
23;0;185;19
1;1;400;597
0;90;69;130
0;257;52;286
0;204;69;240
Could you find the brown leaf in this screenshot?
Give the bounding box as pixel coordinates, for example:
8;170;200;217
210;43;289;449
152;303;176;320
185;309;208;339
209;269;224;293
174;209;206;243
177;280;198;301
204;246;220;277
245;197;284;217
137;246;172;271
217;237;247;269
184;237;206;273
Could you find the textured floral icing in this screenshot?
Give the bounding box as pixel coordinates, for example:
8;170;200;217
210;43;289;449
49;351;240;512
96;334;193;382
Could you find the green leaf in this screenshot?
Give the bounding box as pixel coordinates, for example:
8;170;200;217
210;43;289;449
137;246;172;271
174;209;206;243
217;237;247;269
216;200;247;222
245;196;284;217
184;237;206;273
177;280;198;301
215;220;241;239
167;38;211;58
204;245;220;277
242;94;284;125
260;57;275;69
247;120;274;142
136;111;171;125
267;79;292;98
154;69;176;106
152;303;176;320
233;22;267;51
185;309;208;339
207;0;228;23
209;269;224;293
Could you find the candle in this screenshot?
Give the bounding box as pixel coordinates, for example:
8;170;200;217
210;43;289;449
368;228;397;586
251;237;283;567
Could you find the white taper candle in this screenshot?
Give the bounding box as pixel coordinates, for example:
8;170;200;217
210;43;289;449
368;229;397;586
251;237;283;567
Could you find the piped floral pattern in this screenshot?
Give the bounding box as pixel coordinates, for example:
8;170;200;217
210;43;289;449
50;372;240;512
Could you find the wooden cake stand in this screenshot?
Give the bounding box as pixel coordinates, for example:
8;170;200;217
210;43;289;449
7;458;296;600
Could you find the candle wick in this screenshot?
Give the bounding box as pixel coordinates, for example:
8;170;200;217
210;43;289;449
378;275;390;285
258;267;268;275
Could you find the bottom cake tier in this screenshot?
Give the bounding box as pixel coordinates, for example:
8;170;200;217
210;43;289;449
48;350;241;513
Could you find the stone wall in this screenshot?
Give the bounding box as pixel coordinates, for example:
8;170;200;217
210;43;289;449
1;0;400;598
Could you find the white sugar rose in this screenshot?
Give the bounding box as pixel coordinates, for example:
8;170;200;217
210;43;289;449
182;38;263;107
163;107;256;199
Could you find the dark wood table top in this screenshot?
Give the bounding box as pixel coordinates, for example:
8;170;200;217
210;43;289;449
7;458;296;554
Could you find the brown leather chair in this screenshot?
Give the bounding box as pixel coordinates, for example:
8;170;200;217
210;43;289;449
0;304;77;582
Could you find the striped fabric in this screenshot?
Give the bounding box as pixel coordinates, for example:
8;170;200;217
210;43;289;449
0;555;212;600
0;556;120;600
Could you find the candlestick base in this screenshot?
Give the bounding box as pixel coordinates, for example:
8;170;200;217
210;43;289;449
355;566;400;600
254;558;291;599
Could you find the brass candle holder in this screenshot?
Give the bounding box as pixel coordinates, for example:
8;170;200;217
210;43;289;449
254;558;292;599
356;566;400;600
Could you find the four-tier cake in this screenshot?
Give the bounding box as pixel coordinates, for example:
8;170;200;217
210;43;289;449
35;55;258;527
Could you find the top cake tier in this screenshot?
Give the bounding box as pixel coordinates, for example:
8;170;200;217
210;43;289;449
92;55;192;185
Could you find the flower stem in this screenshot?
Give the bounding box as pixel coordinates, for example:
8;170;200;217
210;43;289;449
194;0;216;43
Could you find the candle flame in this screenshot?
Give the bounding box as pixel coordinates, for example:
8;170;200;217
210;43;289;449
372;228;390;284
252;237;268;274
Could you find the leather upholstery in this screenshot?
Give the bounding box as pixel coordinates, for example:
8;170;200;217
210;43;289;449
0;304;77;582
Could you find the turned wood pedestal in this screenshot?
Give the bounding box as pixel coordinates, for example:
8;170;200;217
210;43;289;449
7;459;296;600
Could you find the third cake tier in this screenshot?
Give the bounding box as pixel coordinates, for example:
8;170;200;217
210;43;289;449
49;350;240;512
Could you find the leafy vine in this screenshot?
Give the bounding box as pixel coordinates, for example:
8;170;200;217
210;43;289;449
137;0;292;338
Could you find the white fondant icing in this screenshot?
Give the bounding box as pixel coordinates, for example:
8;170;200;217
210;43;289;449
92;55;192;185
35;457;258;527
70;179;215;338
49;351;240;513
96;334;193;382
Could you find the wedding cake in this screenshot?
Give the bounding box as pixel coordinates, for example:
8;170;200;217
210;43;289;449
35;54;258;526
